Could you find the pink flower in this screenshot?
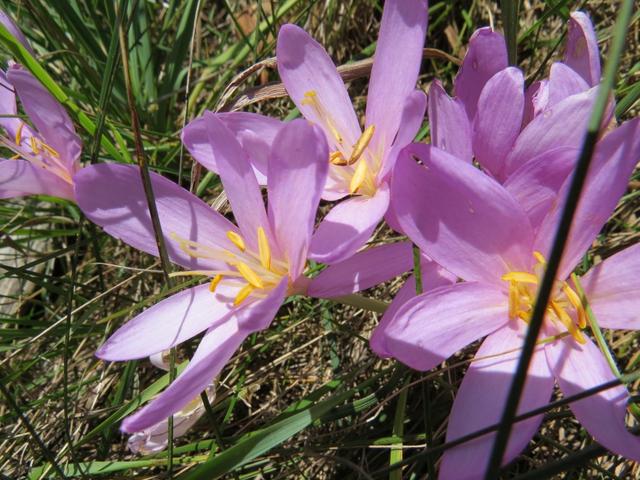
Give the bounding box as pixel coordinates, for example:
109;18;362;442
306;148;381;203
381;115;640;478
183;0;428;264
75;118;412;432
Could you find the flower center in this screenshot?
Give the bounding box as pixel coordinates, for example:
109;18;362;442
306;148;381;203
170;226;290;306
501;252;588;344
300;90;379;196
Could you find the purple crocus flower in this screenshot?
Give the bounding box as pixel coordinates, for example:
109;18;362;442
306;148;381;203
75;117;412;432
381;114;640;478
0;14;81;201
183;0;428;264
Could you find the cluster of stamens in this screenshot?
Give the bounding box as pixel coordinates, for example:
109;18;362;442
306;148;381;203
502;252;587;344
171;226;288;306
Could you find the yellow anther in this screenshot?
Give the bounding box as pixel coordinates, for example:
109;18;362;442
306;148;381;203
501;271;538;284
257;226;271;271
533;251;546;265
329;151;347;166
349;125;375;164
507;281;518;319
562;281;587;328
209;274;223;293
350;160;369;194
226;231;246;252
300;90;318;105
30;136;39;154
235;262;264;289
234;283;254;306
14;122;24;146
10;153;20;160
550;300;586;344
41;142;60;158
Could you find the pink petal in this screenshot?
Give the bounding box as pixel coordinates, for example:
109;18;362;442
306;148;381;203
0;158;74;200
308;241;413;298
96;283;241;361
522;80;549;126
427;80;472;163
309;185;390;264
545;336;640;462
276;24;361;153
0;70;21;137
472;67;525;179
383;282;508;371
0;11;34;54
365;0;427;154
547;62;590;107
74;163;237;271
7;64;81;170
181;112;284;185
563;12;601;86
503;147;579;230
534;118;640;279
268;119;328;278
370;256;455;358
453;27;508;120
121;279;286;433
202;112;273;252
580;242;640;330
393;145;534;285
440;324;554;479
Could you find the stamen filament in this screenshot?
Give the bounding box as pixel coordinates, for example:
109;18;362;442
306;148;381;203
501;271;538;284
14;122;24;146
234;284;254;306
235;261;265;289
349;125;375;164
226;231;246;252
257;227;271;271
350;159;368;194
209;274;223;292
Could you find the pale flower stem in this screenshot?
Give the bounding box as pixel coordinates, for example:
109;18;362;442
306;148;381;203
331;294;388;314
413;244;423;295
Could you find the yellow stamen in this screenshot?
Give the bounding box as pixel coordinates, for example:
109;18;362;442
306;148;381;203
507;281;518;319
301;90;343;144
533;251;546;265
234;283;254;306
501;271;538;284
550;300;586;344
565;276;587;328
209;274;223;293
235;262;264;289
30;136;39;154
329;151;347;166
350;160;368;194
257;226;271;271
226;231;246;252
10;154;20;160
14;122;24;146
349;125;375;164
41;142;60;158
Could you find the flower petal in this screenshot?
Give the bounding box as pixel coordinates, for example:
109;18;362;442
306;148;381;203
440;324;554;479
453;27;508;120
0;158;74;200
503;147;579;230
202;111;273;252
563;12;601;86
276;24;360;152
427;80;472;163
268;119;328;278
309;184;390;264
393;145;534;285
472;67;525;179
546;336;640;462
121;279;286;433
308;241;413;298
522;80;548;126
580;243;640;330
182;112;284;185
383;282;508;371
0;11;34;54
534;118;640;279
74;163;237;271
547;62;590;107
365;0;427;154
7;64;81;169
0;70;21;137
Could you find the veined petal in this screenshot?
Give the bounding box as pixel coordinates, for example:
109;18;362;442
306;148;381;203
563;12;601;86
0;158;74;200
0;70;21;138
427;80;472;163
453;27;508;120
472;67;525;179
440;324;554;480
308;241;413;298
393;145;534;285
383;282;508;371
268;119;328;278
276;24;361;152
548;62;590;107
580;243;640;330
0;11;34;55
7;65;81;170
74;163;238;271
309;184;390;264
522;80;549;127
365;0;427;155
545;336;640;462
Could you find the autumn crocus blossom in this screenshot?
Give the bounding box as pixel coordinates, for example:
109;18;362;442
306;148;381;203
183;0;428;263
0;14;81;201
382;116;640;478
75;118;412;432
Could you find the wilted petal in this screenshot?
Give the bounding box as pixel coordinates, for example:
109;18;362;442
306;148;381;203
268;120;328;278
546;336;640;462
427;80;472;163
0;158;74;200
383;282;508;371
563;12;601;86
440;324;553;479
309;185;390;264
